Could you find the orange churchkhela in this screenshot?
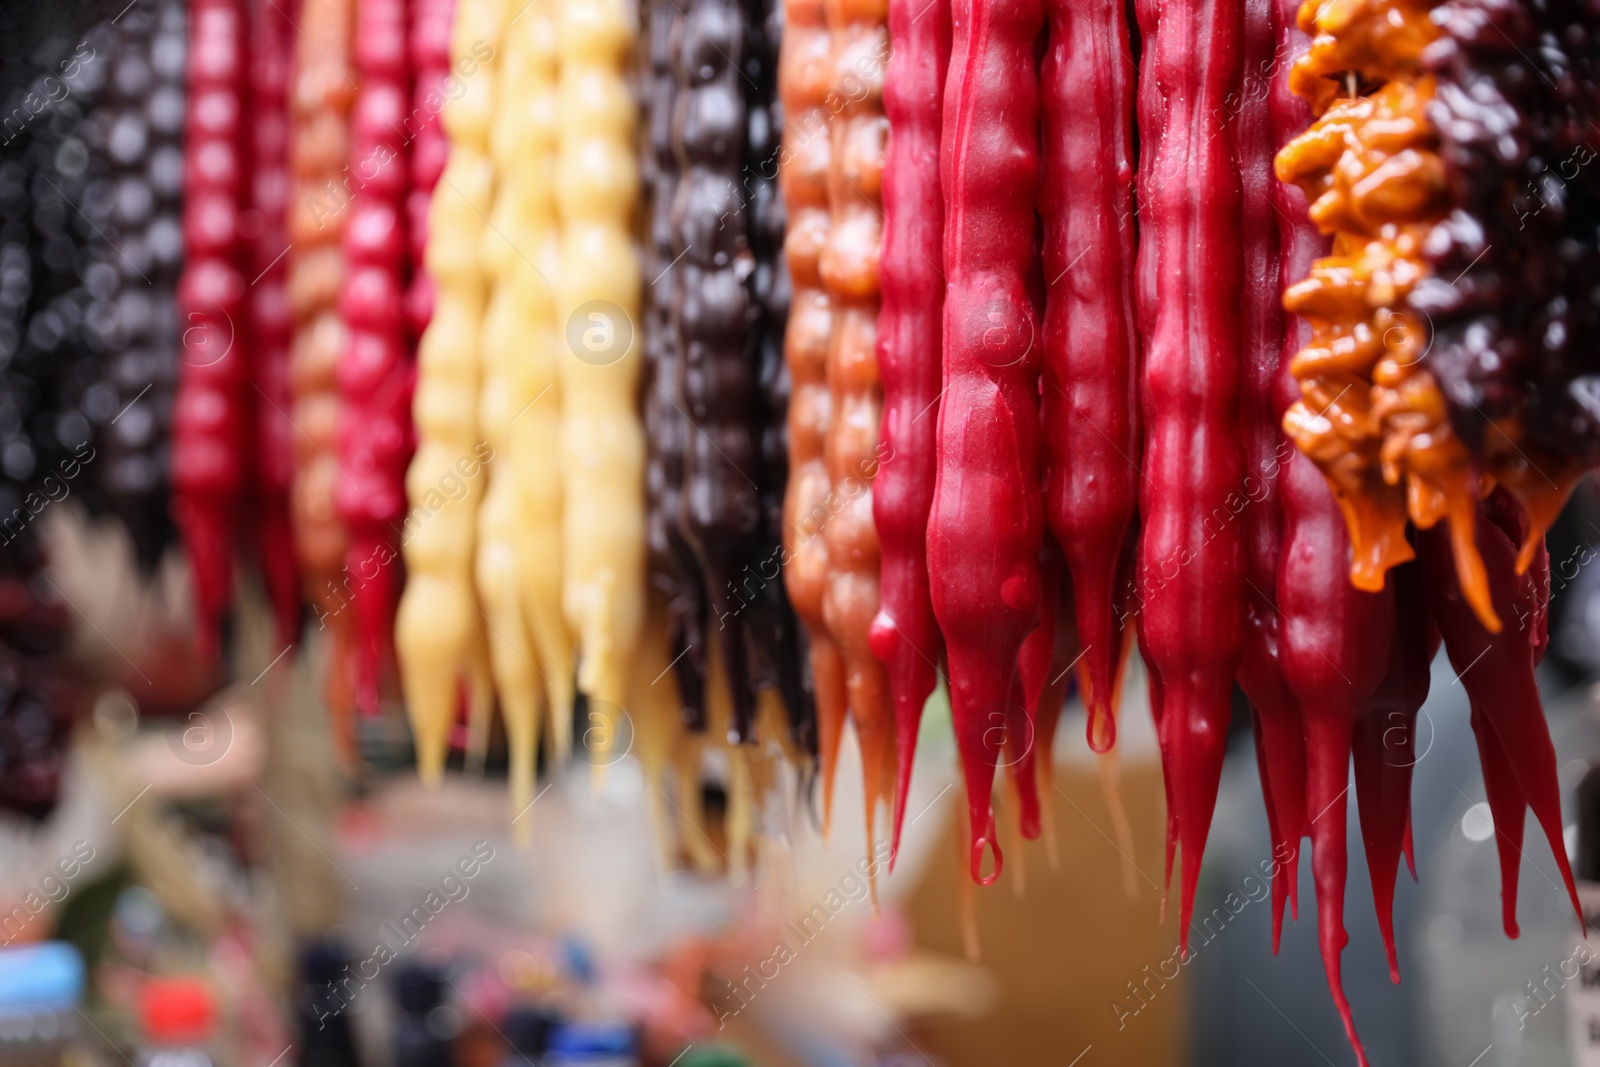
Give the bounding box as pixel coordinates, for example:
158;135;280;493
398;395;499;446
286;0;359;752
819;0;895;858
778;0;851;830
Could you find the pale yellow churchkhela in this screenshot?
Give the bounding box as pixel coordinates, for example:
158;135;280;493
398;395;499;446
474;1;574;837
396;0;503;782
554;0;645;733
511;1;576;764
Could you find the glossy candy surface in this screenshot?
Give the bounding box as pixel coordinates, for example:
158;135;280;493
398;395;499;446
928;0;1046;885
873;0;947;859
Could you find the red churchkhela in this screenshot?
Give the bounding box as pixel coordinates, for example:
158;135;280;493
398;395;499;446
1235;0;1306;955
1278;414;1393;1067
927;0;1045;886
406;0;453;343
247;0;305;651
337;0;414;713
1419;489;1582;936
174;0;251;662
1131;0;1245;941
1351;560;1434;981
872;0;949;866
1038;0;1139;757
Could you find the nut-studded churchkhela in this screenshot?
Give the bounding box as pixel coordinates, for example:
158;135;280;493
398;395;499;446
671;0;761;742
287;0;357;732
556;0;645;722
874;0;948;859
1419;0;1600;526
643;0;710;732
173;0;251;662
397;0;501;781
96;3;185;569
819;0;893;850
1397;0;1596;948
337;0;412;712
742;0;815;754
1275;0;1598;629
248;0;304;649
778;0;850;825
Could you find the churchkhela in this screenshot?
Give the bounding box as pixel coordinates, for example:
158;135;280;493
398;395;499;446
395;0;499;782
778;0;851;826
173;0;251;662
874;0;946;859
0;25;111;818
556;0;645;732
288;0;358;744
95;1;185;569
247;0;303;650
928;0;1045;885
337;0;414;712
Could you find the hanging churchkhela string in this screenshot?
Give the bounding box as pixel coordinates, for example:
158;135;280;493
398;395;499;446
336;0;414;712
288;0;359;749
173;0;250;661
874;0;946;863
96;2;185;569
247;0;303;651
396;0;500;781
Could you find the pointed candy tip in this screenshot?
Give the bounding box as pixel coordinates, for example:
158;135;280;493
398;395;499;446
970;812;1003;886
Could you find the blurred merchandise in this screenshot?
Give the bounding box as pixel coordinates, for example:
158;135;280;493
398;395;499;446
392;961;454;1067
543;1022;638;1067
295;941;359;1067
0;942;84;1067
136;977;215;1067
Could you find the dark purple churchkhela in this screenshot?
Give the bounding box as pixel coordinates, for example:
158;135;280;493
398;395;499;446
671;0;762;743
0;23;116;816
1410;0;1600;470
643;0;711;732
92;0;186;569
741;0;815;755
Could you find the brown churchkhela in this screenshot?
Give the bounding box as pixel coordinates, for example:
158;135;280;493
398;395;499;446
672;0;762;742
741;0;816;752
649;0;813;749
643;0;711;733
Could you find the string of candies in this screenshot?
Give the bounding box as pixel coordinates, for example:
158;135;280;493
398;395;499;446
395;0;500;780
287;0;358;742
173;0;251;661
555;0;644;745
95;3;185;568
336;0;413;711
